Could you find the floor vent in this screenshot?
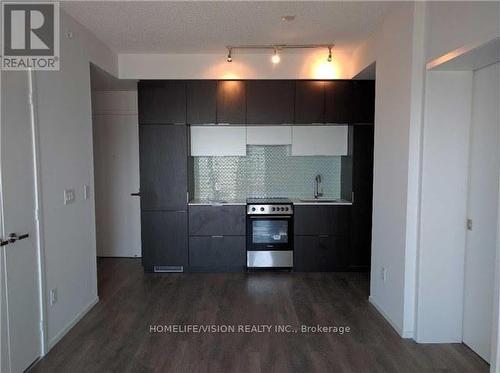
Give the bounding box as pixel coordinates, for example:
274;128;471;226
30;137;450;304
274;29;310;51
153;265;183;273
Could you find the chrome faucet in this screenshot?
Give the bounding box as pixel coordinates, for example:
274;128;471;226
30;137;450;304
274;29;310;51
314;174;323;199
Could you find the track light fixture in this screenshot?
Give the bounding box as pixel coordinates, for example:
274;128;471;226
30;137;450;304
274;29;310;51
225;44;334;64
271;48;280;64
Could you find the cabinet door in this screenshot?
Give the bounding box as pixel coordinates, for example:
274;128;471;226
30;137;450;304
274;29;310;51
139;124;187;210
294;235;348;271
142;211;188;272
294;206;350;236
246;126;292;145
291;126;348;156
324;81;352;124
190;126;246;156
138;81;186;124
189;205;246;236
247;80;294;124
186;80;217;124
216;80;246;124
295;81;325;124
351;81;375;124
189;236;246;272
350;125;374;269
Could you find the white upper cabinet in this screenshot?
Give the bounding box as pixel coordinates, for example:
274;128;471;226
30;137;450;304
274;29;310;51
190;126;246;156
291;126;348;156
246;126;292;145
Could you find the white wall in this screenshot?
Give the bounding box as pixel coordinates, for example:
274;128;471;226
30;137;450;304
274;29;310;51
32;11;117;349
416;71;473;342
351;3;420;337
426;1;500;64
119;50;354;80
92;91;141;258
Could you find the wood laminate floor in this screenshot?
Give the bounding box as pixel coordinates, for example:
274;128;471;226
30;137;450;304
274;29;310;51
31;258;488;373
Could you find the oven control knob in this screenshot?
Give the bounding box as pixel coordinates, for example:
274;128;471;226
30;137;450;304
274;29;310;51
260;207;265;211
272;207;275;211
280;207;285;211
251;207;256;212
285;207;289;211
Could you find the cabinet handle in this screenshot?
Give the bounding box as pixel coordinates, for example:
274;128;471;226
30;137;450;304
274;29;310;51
217;123;230;126
211;235;224;239
131;192;141;197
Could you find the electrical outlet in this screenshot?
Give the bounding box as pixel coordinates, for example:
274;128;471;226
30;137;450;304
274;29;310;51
83;184;90;200
381;267;387;283
64;189;75;205
50;288;58;305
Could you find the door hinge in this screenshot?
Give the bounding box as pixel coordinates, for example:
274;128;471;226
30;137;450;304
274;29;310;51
466;218;473;231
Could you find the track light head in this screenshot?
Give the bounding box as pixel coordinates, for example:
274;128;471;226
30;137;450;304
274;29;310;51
226;48;232;63
327;46;333;62
271;48;280;64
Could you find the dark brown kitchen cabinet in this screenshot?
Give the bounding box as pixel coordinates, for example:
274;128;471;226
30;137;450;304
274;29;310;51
141;211;188;272
189;236;246;272
246;80;294;124
139;124;187;211
189;205;246;236
324;80;352;123
295;80;325;124
351;81;375;124
294;205;350;236
349;125;374;270
138;81;186;124
186;80;217;124
294;235;348;271
216;80;246;124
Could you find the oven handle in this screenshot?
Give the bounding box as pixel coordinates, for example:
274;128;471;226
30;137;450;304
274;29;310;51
248;216;292;219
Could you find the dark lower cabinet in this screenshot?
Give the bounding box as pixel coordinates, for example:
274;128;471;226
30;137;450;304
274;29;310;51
294;235;348;272
142;211;188;272
189;236;246;272
188;205;245;236
294;205;350;236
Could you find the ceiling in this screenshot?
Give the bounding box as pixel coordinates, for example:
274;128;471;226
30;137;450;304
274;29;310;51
62;1;396;54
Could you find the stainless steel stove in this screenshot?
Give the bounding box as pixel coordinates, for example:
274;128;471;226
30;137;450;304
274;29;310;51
246;198;294;269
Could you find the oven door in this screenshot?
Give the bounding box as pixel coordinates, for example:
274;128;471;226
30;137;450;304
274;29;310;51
247;215;293;251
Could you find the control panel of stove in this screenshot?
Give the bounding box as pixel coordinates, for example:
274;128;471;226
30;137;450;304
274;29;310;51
247;204;293;215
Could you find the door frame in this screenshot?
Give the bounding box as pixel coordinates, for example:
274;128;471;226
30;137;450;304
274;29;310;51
28;70;49;357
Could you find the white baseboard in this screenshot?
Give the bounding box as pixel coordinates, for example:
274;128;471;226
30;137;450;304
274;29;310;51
369;295;414;339
47;296;99;352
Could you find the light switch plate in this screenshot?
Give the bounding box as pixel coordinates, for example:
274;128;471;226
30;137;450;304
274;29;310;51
64;189;75;205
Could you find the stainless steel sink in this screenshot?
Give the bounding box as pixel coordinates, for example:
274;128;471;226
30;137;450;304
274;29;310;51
299;199;338;203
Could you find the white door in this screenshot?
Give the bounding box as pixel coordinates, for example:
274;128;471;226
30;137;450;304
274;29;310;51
463;62;500;362
92;91;141;257
0;71;41;372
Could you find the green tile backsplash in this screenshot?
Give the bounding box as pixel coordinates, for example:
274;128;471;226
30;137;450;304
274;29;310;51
192;145;341;200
